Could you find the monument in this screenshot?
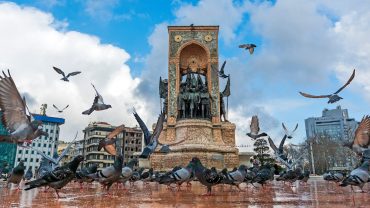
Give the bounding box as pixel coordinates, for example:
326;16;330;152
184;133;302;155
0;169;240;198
150;25;239;170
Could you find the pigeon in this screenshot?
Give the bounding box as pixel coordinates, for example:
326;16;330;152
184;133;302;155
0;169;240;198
157;161;195;190
75;164;98;187
36;158;53;179
323;171;345;183
344;115;370;155
140;168;154;184
268;135;288;161
129;168;145;186
24;167;33;181
82;84;112;115
191;157;223;195
88;155;124;193
246;115;267;140
221;165;247;190
299;170;310;184
282;123;298;139
239;44;257;54
119;158;138;186
299;69;355;104
23;132;77;169
52;104;69;113
218;61;229;79
6;161;25;189
52;66;81;82
98;125;125;156
252;164;274;186
0;70;48;144
25;155;84;198
340;161;370;192
132;108;165;158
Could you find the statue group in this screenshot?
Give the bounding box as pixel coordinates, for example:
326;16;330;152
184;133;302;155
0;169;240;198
178;71;211;120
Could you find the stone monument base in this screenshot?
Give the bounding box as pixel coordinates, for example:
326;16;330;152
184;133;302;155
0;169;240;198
149;119;239;171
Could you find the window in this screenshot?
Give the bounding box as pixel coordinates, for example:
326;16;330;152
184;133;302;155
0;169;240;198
50;130;54;133
25;150;28;154
25;158;27;161
32;143;35;147
30;158;33;162
56;130;59;134
36;159;39;163
18;150;22;154
48;152;50;155
31;151;34;154
17;158;20;162
45;129;48;132
49;144;51;148
38;143;41;147
43;144;46;147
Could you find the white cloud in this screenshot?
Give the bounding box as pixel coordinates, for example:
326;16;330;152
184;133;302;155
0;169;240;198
0;2;147;141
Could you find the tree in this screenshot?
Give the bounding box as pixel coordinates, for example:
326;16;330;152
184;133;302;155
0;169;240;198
253;138;275;166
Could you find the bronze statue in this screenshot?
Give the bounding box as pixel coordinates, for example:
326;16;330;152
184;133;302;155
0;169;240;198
220;76;230;122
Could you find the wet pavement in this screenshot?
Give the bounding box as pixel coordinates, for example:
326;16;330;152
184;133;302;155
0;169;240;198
1;177;370;207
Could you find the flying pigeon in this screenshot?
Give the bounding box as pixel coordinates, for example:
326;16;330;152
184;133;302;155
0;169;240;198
25;155;84;198
0;70;48;144
282;123;298;139
340;161;370;192
344;116;370;155
88;155;124;193
268;135;288;162
191;157;223;195
6;161;25;189
98;124;125;156
246;115;267;140
218;61;229;79
132;108;165;158
23;132;77;169
239;44;256;54
52;104;69;113
24;167;33;181
82;84;112;115
299;69;355;104
52;66;81;82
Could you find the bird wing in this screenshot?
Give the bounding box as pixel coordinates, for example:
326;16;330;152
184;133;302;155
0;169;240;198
219;61;226;74
91;83;104;104
52;104;61;112
23;145;57;164
132;107;151;145
238;44;248;48
299;92;331;98
61;105;69;111
282;123;288;135
267;137;278;153
250;116;260;134
334;69;355;94
353;115;370;147
0;70;31;132
66;71;81;78
149;112;165;143
56;132;78;164
278;135;287;152
52;66;65;77
292;123;298;132
107;124;125;140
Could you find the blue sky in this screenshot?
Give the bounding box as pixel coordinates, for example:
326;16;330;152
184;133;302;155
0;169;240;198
1;0;369;150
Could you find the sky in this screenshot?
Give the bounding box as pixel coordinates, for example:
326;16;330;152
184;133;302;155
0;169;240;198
0;0;369;152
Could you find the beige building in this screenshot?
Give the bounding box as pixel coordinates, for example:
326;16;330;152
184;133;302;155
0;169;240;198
82;122;143;170
57;140;72;166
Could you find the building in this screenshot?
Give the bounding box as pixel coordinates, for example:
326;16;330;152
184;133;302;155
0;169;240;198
82;122;143;170
0;112;17;170
14;114;65;173
305;106;358;140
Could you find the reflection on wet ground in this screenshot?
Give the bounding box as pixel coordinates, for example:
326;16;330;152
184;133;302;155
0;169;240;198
1;178;370;207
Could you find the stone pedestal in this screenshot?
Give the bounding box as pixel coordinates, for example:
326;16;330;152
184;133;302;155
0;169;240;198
150;119;239;171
